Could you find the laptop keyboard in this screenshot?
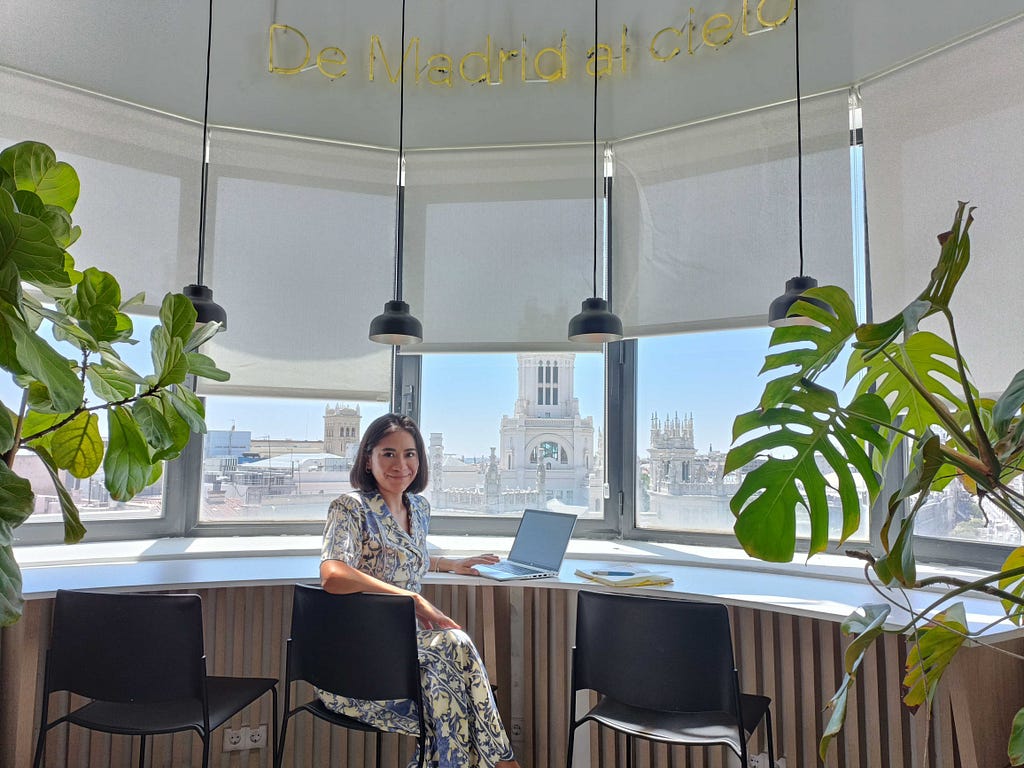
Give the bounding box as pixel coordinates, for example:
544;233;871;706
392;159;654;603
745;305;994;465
490;561;540;576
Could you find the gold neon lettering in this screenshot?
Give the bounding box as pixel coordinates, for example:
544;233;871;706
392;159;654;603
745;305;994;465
621;25;629;73
498;46;521;84
369;36;420;83
586;44;614;77
702;13;735;47
427;53;453;87
688;9;697;54
757;0;794;28
316;47;347;79
649;27;682;62
268;24;310;74
533;32;567;81
459;35;492;84
741;0;752;35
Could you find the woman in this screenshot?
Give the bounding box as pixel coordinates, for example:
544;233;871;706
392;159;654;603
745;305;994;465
319;413;521;768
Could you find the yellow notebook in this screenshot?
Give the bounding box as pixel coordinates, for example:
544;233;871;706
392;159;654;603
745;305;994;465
575;567;674;588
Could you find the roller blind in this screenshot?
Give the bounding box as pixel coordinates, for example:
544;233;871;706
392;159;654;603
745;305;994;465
195;130;394;400
401;145;600;353
861;17;1024;396
612;90;855;337
0;68;196;309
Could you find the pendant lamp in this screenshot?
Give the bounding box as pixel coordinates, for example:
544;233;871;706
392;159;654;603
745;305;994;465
767;0;830;328
568;0;623;344
369;0;422;345
183;0;227;329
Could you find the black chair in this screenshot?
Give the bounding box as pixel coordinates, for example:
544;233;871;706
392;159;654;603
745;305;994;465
33;589;278;768
276;585;427;768
566;590;774;768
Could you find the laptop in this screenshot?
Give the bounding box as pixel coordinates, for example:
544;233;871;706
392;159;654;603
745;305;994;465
474;508;577;581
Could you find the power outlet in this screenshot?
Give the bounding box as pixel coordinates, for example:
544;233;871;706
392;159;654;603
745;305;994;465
747;753;770;768
223;727;246;752
248;724;268;749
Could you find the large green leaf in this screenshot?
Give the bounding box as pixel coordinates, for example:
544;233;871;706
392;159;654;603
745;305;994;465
758;286;859;411
104;405;153;500
132;396;175;451
20;410;66;449
0;187;71;292
820;604;890;761
50;410;104;478
2;306;83;412
0;400;14;454
166;385;206;433
0;459;34;538
850;331;971;453
994;369;1024;438
999;547;1024;627
160;291;198;343
874;433;943;587
86;362;137;402
903;603;968;709
0;543;24;627
726;384;889;561
184;320;223;353
150;325;188;386
152;395;192;461
31;445;86;544
75;266;121;314
1009;707;1024;766
0;141;80;212
186;351;230;382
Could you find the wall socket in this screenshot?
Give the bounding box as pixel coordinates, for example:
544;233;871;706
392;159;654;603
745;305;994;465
222;724;269;752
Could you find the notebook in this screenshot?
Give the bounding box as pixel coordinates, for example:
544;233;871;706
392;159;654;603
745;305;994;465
474;508;577;581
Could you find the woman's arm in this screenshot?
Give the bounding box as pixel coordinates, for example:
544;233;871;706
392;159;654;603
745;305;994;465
430;554;500;575
320;559;460;629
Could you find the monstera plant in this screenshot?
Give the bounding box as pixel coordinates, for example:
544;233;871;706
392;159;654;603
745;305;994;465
726;202;1024;763
0;140;228;627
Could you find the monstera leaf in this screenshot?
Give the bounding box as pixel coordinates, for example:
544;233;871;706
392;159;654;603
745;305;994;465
903;603;968;710
726;383;890;561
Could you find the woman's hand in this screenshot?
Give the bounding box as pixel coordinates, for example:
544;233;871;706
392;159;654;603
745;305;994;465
439;554;500;576
413;593;461;630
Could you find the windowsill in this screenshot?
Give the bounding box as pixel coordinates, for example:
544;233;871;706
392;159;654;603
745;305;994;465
13;535;1014;639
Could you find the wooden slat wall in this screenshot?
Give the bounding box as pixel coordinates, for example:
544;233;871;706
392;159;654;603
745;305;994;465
1;584;1017;767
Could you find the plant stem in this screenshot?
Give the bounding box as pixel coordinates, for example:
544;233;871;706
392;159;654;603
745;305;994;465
941;306;999;472
19;387;160;444
4;389;28;468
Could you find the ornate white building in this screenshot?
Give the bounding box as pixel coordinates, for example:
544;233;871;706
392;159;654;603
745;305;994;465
498;353;594;506
323;404;361;457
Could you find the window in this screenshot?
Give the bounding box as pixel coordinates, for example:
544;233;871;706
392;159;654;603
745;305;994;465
199;397;389;523
419;351;606;522
635;329;870;542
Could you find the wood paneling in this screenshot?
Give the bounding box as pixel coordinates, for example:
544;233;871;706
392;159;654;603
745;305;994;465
1;584;1017;767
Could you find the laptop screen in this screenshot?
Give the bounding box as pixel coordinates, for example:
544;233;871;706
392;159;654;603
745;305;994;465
507;509;577;570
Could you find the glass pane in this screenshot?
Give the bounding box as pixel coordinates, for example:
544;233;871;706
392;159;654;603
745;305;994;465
2;314;165;525
915;460;1024;546
420;352;606;520
636;329;870;542
200;397;390;522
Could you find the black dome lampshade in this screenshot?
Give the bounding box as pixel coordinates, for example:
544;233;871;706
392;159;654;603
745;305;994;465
568;0;623;345
369;300;423;345
183;0;227;331
184;283;227;328
568;297;623;342
369;0;422;346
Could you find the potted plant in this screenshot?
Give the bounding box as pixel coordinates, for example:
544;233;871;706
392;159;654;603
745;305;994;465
726;202;1024;762
0;140;228;627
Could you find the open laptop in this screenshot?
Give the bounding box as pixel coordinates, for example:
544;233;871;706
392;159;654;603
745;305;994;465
474;508;577;581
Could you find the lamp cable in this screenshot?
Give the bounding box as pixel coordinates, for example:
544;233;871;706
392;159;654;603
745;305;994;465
393;0;407;303
592;0;599;298
196;0;214;286
795;0;804;278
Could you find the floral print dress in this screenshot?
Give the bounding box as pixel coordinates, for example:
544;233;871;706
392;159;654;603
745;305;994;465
319;491;515;768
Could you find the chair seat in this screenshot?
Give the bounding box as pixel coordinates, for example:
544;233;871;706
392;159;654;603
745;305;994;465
580;694;769;757
67;676;278;737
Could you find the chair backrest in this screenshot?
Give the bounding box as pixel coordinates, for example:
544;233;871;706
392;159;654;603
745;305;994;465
573;590;739;714
287;585;420;702
47;589;206;703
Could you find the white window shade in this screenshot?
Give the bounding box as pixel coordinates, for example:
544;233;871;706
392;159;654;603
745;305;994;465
861;17;1024;396
401;146;600;353
612;91;855;337
0;68;197;310
195;130;394;400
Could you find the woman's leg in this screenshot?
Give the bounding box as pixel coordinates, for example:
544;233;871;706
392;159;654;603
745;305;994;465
417;628;516;768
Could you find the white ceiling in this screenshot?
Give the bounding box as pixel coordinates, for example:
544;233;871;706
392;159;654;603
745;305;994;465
2;0;1023;148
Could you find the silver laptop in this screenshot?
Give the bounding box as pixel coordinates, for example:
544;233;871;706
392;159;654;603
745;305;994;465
475;509;577;581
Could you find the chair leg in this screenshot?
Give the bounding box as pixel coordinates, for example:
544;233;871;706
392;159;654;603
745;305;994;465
276;712;291;768
32;724;49;768
765;708;775;767
565;723;576;768
138;734;146;768
626;734;633;768
201;733;210;768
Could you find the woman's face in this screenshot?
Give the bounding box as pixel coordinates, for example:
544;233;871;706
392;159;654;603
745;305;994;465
368;428;419;498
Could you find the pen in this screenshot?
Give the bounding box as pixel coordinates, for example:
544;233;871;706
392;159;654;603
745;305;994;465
592;570;634;576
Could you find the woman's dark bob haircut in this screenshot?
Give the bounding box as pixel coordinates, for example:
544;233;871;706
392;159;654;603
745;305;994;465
350;413;429;495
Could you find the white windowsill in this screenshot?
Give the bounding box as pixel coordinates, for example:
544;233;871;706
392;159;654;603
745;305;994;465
12;536;1014;639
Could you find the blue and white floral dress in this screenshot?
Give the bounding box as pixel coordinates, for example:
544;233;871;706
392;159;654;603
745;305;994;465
319;491;515;768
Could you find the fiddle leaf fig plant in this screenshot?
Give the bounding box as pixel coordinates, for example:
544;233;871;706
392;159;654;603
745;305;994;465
0;140;228;627
726;202;1024;762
